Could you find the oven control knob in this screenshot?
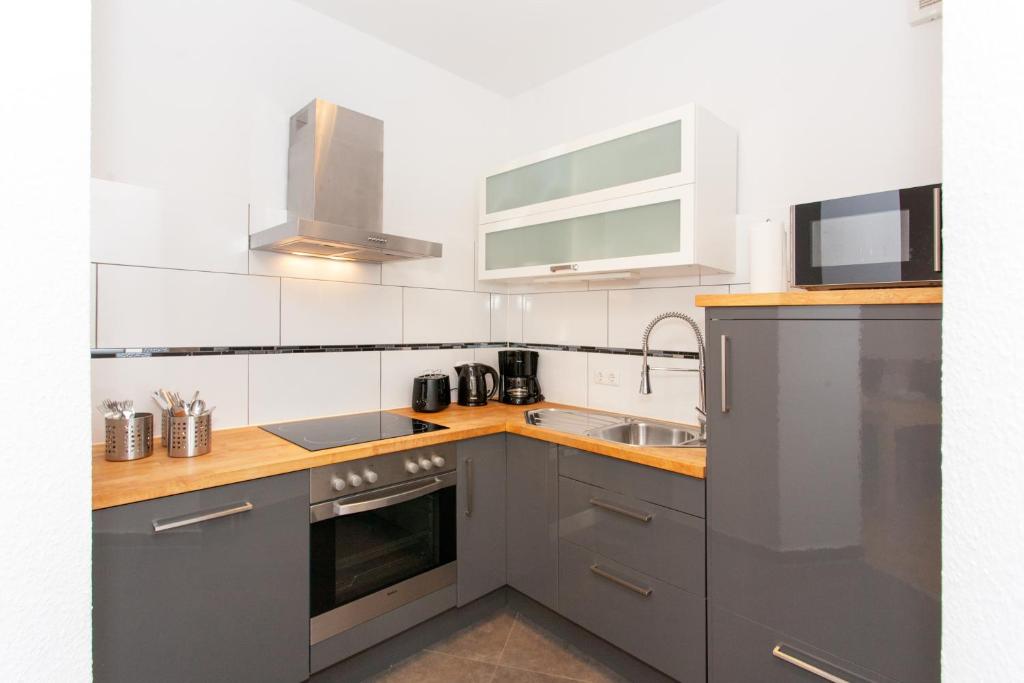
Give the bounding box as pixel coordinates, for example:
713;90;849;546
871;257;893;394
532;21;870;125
331;476;346;492
363;469;378;484
430;455;446;468
405;460;420;474
347;473;363;488
418;457;434;471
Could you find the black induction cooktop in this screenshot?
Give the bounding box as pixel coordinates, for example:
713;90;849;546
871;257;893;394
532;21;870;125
260;411;448;451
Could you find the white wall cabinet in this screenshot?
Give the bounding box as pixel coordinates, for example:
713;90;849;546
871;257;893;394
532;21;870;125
478;105;737;282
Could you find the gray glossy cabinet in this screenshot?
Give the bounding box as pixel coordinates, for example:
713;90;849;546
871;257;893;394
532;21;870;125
706;308;941;683
506;434;559;610
93;472;309;683
560;541;706;682
457;434;507;606
558;474;705;595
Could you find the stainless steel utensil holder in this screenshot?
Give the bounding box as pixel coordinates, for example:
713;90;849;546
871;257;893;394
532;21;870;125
166;413;212;458
105;412;154;461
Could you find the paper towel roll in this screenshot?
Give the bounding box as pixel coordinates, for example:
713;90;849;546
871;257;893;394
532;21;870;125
749;219;787;293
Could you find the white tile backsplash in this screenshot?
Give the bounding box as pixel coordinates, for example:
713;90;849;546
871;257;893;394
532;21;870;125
607;285;727;352
249;251;382;285
532;349;589;406
248;352;380;424
489;294;524;343
281;279;402;346
96;265;280;348
90;355;249;442
403;289;491;343
380;349;476;408
523;291;608;347
587;354;701;425
91;178;250;274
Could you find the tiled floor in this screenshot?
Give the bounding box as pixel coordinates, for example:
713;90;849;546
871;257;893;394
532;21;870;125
365;609;625;682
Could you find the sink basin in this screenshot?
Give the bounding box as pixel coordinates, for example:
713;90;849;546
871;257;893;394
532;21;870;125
588;421;702;447
525;409;703;448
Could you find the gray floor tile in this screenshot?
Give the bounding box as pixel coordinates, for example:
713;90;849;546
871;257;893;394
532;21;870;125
426;609;517;664
496;615;625;682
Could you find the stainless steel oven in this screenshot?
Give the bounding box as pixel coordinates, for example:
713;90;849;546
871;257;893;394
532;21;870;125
308;444;457;645
791;183;942;289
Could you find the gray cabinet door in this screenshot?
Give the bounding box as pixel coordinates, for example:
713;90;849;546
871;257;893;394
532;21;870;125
93;472;309;683
457;434;507;606
706;316;940;683
506;434;559;610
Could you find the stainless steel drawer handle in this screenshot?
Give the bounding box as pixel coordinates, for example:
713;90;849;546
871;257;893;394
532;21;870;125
152;501;253;533
720;334;730;413
589;564;652;597
772;645;855;683
589;497;653;522
933;186;942;272
550;263;579;273
465;457;474;517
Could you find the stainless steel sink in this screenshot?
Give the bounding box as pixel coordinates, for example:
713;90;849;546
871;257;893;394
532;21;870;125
588;421;702;447
525;408;703;448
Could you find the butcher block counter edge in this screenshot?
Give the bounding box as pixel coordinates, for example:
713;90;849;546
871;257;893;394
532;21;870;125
92;402;706;509
695;287;942;307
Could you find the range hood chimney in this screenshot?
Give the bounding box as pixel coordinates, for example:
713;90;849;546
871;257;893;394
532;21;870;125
249;99;442;262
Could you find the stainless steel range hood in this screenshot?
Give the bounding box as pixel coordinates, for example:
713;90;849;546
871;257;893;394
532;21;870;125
249;99;442;262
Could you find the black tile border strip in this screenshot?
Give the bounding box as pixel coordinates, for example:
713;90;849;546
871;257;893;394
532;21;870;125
90;341;699;361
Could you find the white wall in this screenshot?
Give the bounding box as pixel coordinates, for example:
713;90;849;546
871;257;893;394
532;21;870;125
90;0;514;439
499;0;942;424
942;1;1024;678
0;3;92;680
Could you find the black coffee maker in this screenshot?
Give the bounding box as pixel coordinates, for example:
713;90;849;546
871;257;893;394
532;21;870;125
498;350;543;405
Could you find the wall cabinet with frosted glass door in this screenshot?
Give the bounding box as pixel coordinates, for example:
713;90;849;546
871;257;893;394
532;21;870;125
478;104;737;282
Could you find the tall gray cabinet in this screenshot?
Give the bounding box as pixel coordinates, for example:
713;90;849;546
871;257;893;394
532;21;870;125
706;305;941;683
457;434;508;606
93;471;309;683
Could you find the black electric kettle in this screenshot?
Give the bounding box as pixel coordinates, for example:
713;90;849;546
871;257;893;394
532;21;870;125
411;373;452;413
454;363;499;407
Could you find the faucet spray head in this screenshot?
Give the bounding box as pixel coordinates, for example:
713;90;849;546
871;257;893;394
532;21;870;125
639;363;652;395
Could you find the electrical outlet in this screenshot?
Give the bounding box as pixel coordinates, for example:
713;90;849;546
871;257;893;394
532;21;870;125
594;369;619;386
594;370;605;385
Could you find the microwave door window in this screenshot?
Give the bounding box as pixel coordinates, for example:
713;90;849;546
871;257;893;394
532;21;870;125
811;191;909;285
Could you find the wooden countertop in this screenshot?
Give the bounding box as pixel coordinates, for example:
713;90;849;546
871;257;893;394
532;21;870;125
92;402;706;510
695;287;942;307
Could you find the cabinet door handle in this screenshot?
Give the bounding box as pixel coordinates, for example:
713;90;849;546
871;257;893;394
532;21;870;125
590;564;652;597
549;263;579;273
464;458;473;517
772;645;858;683
152;501;253;533
589;497;652;522
933;186;942;272
720;334;730;413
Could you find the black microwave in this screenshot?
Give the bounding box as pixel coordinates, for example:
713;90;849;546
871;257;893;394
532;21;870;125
791;184;942;289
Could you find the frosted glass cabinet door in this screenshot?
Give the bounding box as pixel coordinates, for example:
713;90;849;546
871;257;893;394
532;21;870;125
486;201;680;271
481;185;693;277
486;121;682;215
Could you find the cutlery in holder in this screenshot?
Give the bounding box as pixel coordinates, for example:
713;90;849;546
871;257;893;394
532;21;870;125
166;412;213;458
104;412;154;461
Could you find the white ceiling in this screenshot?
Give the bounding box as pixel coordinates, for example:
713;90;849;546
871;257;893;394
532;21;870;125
296;0;726;96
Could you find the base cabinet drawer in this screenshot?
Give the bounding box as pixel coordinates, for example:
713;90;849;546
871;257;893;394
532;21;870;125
559;446;705;517
710;607;897;683
558;541;706;682
559;475;705;595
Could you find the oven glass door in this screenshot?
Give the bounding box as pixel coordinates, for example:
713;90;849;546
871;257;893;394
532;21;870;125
793;184;941;288
310;476;456;622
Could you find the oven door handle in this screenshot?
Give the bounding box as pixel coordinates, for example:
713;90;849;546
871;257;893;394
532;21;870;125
316;471;456;521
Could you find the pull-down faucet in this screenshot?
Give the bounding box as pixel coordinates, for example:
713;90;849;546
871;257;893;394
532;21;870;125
639;312;707;442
